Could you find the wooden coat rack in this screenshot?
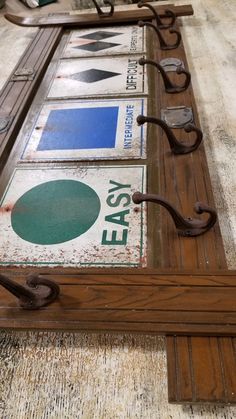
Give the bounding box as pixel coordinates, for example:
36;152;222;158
1;2;236;405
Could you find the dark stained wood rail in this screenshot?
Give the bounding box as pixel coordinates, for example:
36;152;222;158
1;6;235;405
151;19;236;404
4;4;193;28
0;270;235;336
0;26;63;174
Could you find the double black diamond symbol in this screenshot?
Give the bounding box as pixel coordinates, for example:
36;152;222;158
68;31;123;83
74;30;123;53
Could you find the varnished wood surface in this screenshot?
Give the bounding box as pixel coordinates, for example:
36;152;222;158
0;26;62;174
5;5;193;27
150;18;236;404
0;2;235;408
0;1;236;416
0;271;236;335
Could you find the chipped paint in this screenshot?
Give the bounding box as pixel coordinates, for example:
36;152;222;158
21;98;147;161
62;25;145;58
0;165;147;267
47;55;148;99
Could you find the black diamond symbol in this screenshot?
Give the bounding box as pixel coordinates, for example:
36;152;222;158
79;31;123;41
74;41;120;52
69;69;121;83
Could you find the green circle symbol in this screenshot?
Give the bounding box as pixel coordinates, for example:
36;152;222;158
11;180;101;245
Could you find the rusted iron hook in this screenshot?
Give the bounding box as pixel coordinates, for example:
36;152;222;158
137;115;203;154
0;273;60;309
132;192;217;237
138;20;181;50
91;0;114;18
138;1;176;29
139;57;191;93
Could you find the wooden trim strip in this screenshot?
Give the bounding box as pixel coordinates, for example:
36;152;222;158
150;19;236;404
4;5;193;28
0;27;63;174
0;272;236;335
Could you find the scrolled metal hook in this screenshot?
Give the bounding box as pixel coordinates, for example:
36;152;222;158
137;1;176;29
138;20;181;50
0;273;60;309
91;0;114;18
137;115;202;154
132;192;217;237
139;57;191;93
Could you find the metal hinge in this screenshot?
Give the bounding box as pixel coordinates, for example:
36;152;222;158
161;106;194;128
11;67;35;81
159;58;185;72
0;115;13;134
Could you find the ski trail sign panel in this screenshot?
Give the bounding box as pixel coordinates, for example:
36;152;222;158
0;165;146;267
21;99;147;161
62;25;145;58
47;55;147;98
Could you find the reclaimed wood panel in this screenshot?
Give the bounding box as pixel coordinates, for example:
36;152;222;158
5;4;193;28
0;26;62;173
0;2;235;407
0;271;236;335
150;18;236;404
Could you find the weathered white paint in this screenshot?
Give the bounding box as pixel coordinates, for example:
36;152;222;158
47;55;148;99
21;98;147;161
0;0;236;417
62;25;145;58
0;165;146;267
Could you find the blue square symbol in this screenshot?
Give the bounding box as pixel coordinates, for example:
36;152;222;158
37;106;119;150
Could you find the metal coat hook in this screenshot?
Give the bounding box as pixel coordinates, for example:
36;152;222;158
138;20;181;50
139;57;191;93
132;192;217;237
91;0;114;18
137;1;176;29
0;273;60;309
137;115;203;154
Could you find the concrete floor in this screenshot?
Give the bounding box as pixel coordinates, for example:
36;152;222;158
0;0;235;417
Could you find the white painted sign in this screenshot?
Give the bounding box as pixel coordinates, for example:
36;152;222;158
62;25;145;58
0;165;146;267
21;99;147;161
47;55;147;98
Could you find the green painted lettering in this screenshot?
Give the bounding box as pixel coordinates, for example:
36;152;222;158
106;193;131;208
108;180;131;193
102;229;128;245
105;209;130;226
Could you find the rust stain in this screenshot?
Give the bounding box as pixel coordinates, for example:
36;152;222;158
0;203;14;214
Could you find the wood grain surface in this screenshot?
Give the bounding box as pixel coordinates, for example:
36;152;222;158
139;12;236;405
0;0;236;417
1;271;236;335
0;26;62;173
4;4;193;27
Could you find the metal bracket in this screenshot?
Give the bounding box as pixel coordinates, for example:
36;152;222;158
159;58;185;72
11;67;35;81
132;192;217;237
137;114;203;154
138;1;176;29
0;273;60;310
161;106;193;128
138;20;181;50
139;58;191;93
0;115;13;134
91;0;114;18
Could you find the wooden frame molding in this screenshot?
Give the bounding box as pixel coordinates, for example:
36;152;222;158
0;270;235;335
0;27;63;174
5;4;193;27
1;4;236;405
